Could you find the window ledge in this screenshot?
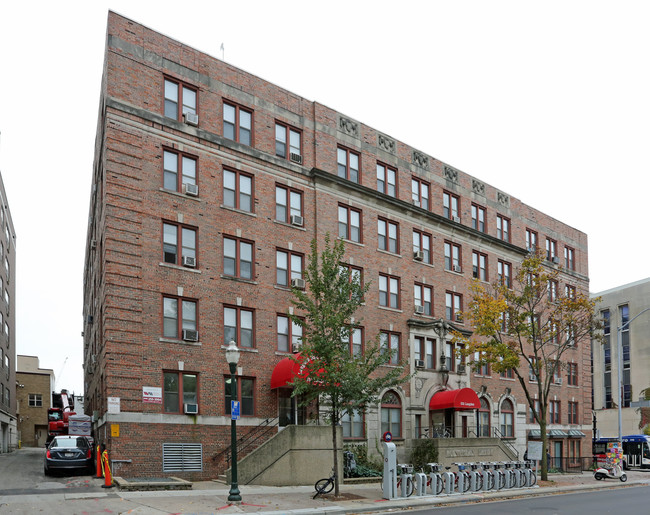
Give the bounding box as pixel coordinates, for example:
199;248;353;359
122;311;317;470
159;188;201;201
273;219;307;231
220;204;257;218
220;275;258;285
220;345;258;354
340;238;364;248
445;268;464;276
378;306;403;313
158;338;202;346
159;262;201;274
377;249;401;258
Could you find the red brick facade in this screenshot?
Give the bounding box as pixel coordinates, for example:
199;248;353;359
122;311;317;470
83;11;592;479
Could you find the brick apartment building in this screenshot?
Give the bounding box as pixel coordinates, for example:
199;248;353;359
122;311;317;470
16;355;54;447
83;11;592;479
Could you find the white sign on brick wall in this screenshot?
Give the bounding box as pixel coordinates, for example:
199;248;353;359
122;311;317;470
108;397;121;414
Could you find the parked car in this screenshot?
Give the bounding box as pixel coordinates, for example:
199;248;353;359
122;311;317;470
44;436;94;475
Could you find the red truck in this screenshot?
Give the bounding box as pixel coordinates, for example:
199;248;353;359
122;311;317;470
47;390;79;444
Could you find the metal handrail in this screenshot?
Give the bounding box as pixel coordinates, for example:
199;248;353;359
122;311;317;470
492;427;518;459
212;416;279;465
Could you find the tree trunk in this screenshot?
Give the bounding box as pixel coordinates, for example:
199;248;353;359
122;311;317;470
331;402;340;497
540;418;548;481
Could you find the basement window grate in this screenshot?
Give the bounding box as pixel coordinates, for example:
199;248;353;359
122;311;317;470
162;442;203;472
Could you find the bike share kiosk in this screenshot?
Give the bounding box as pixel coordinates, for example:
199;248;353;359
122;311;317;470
415;468;428;496
381;433;397;500
427;463;444;496
398;464;414;497
442;466;456;494
467;462;482;492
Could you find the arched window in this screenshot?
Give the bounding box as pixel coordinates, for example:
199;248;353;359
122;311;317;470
381;391;402;438
477;397;491;437
500;399;514;437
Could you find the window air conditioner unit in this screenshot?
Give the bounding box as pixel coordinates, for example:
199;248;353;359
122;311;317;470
413;250;424;261
452;216;461;223
552;256;560;264
182;256;196;268
183;112;199;126
291;278;306;289
555;378;563;385
183;183;199;197
290;214;304;227
290;152;303;164
182;329;199;342
184;403;199;414
453;264;462;273
415;304;425;315
292;343;301;353
415;359;425;369
412;199;421;207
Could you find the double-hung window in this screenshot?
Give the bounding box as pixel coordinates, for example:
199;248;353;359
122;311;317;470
163;149;197;193
275;122;301;161
414;337;435;369
497;260;512;288
565;284;576;299
338;205;362;243
414;283;433;316
445;291;462;322
549;400;561;423
546;237;557;261
378;218;399;254
496;215;510;242
276;249;303;287
526;229;538;251
223;236;253;280
472;204;486;232
564;246;575;270
500;399;514;437
443;191;460;221
344;327;363;356
164;371;198;413
444;241;462;272
224;306;254;348
568;401;578;424
163;296;197;339
163;222;197;267
225;376;254;416
411;177;430;210
472;251;488;281
380;331;400;365
223;168;253;212
342;409;364;438
379;273;400;309
337;147;360;183
377;163;396;196
548;280;558;302
223;101;252;145
276;314;303;353
275;185;303;224
567;363;578;386
164;78;197;121
412;229;431;264
381;391;401;437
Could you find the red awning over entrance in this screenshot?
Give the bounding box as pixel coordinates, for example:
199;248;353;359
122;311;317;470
429;388;480;410
271;356;302;389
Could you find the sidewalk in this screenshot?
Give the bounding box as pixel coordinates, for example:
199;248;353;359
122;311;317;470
117;470;650;515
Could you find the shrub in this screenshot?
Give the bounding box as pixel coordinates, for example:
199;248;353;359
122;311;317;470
409;438;438;472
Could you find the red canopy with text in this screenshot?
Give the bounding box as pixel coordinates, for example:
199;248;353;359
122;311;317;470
429;388;480;410
270;354;326;389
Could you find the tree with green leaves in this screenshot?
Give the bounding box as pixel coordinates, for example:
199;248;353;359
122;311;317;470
453;251;600;480
289;234;409;496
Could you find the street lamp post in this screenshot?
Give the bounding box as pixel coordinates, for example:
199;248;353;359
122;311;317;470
225;340;241;503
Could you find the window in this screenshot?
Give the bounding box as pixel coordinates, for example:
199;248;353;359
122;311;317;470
163;149;197;192
528;356;539;382
163;222;197;266
500;368;514;379
163;296;197;339
473;352;490;375
225;376;254;416
224;306;254;348
549;400;561;423
445;340;465;371
275;122;301;160
496;215;510;242
567;363;578;386
163;371;198;413
620;304;631;407
445;292;462;322
28;394;43;407
548;280;558;302
526;229;538;251
472;204;486;232
277;315;302;353
380;331;400;365
339;263;364;301
223;168;253;212
529;398;540;423
565;284;576;299
444;241;462;272
337;147;360;183
275;185;303;224
500;399;514;437
223;101;252;145
414;336;435;369
381;391;402;438
223;236;253;280
472;251;488;281
411;177;430;210
276;249;303;287
344;327;363;356
379;273;400;309
342;409;364;438
378;218;399;253
338;205;362;243
546;237;557;261
412;229;432;264
414;283;433;316
497;260;512;288
377;163;396;197
564;246;575;270
443;191;460;221
477;398;491;437
568;401;579;424
164;78;197;121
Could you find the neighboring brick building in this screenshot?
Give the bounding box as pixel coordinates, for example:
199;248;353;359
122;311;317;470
0;169;16;454
83;11;592;479
16;356;54;447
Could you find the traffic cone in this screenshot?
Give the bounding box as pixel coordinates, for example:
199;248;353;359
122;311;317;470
96;445;103;478
101;449;114;488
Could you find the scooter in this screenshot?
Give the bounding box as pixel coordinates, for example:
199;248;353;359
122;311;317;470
594;463;627;482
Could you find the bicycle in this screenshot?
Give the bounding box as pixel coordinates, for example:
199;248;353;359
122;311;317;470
313;469;335;499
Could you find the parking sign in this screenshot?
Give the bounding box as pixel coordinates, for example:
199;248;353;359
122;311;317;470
231;400;240;420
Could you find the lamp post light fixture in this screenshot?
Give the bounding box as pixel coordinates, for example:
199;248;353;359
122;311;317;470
226;340;241;503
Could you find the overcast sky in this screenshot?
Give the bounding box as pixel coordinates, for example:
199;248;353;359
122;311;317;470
1;1;648;394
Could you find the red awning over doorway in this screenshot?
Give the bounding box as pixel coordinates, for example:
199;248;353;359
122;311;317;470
271;354;325;389
429;388;480;410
